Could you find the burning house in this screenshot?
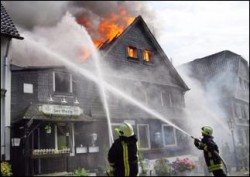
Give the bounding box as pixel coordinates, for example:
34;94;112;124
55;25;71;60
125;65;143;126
9;13;192;176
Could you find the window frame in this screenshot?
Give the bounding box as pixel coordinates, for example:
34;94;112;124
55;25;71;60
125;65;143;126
137;124;151;150
143;49;152;63
161;91;173;107
162;124;177;147
37;123;75;156
53;71;73;94
55;123;75;156
127;46;139;61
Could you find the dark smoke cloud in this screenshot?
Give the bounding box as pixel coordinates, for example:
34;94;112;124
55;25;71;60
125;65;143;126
2;1;156;32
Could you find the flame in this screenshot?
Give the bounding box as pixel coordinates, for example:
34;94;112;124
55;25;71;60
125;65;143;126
77;46;91;62
77;7;135;47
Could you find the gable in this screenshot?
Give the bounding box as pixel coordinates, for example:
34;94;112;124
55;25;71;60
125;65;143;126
99;16;189;91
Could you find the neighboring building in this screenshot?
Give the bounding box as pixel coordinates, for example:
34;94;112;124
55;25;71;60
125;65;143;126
1;3;23;161
179;50;249;147
10;16;191;176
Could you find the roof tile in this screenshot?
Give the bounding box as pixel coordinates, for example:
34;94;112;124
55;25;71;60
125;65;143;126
1;3;23;39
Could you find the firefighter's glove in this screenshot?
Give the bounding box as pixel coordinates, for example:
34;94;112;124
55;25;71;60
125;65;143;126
198;142;205;150
107;167;114;176
194;138;200;147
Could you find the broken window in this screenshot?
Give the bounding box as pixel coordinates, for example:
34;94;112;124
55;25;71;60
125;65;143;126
53;71;72;93
143;49;152;62
137;124;150;150
162;124;176;146
127;46;138;59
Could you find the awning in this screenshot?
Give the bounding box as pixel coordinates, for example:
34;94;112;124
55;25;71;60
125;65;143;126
22;103;95;122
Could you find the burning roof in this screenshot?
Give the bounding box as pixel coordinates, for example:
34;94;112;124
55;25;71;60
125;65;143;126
77;6;135;47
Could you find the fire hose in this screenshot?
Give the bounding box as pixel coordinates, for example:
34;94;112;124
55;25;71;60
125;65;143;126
191;136;228;175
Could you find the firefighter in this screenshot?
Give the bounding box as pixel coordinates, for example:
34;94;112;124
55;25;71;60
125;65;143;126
194;126;227;176
107;122;138;176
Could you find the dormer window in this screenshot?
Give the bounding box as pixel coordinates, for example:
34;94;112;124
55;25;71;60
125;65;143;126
143;49;152;62
127;46;138;59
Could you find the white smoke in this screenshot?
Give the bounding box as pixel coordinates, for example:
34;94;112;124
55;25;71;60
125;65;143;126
10;12;92;67
177;66;232;149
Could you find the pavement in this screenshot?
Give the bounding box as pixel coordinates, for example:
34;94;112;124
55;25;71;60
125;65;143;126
229;169;249;176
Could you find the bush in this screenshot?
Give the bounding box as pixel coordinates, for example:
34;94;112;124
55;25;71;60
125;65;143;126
1;161;13;176
172;157;195;172
154;158;171;175
72;168;89;176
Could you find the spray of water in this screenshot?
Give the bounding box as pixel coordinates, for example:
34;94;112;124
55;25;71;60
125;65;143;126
21;35;192;139
81;27;114;146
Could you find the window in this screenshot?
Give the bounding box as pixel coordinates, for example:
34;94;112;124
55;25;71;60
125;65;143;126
127;46;138;59
55;123;74;154
37;123;74;154
143;91;148;105
161;92;172;107
245;105;249;120
53;71;72;93
23;83;33;94
235;103;242;119
143;49;152;62
162;124;176;146
137;124;150;150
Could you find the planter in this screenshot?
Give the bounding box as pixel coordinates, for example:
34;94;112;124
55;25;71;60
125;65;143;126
177;170;192;176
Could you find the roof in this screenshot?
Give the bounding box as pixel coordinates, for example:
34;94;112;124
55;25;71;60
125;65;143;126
99;15;190;91
1;3;23;40
178;50;246;74
185;50;242;65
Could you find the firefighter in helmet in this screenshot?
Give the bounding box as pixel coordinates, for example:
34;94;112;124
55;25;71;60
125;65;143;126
107;122;138;176
194;126;227;176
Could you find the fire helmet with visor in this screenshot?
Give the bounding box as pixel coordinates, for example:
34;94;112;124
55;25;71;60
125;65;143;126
115;122;134;137
201;126;213;136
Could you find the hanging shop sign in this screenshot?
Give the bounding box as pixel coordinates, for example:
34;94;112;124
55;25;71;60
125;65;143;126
39;104;83;116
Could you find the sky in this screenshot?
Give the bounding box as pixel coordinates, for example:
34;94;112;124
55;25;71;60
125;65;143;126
2;1;249;67
148;1;249;67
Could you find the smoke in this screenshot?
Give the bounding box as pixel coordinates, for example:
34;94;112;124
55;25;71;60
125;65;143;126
3;1;157;66
9;12;93;67
176;65;232;149
2;1;69;30
2;1;156;33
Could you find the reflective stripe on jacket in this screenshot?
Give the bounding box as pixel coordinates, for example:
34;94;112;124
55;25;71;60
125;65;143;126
201;137;223;172
108;135;138;176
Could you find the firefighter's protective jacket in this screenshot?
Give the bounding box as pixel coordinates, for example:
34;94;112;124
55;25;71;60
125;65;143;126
194;136;223;172
108;135;138;176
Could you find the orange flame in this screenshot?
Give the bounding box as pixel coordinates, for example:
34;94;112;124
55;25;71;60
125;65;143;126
77;46;91;62
78;7;135;47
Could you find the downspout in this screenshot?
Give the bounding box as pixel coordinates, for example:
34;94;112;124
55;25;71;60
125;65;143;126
2;37;11;160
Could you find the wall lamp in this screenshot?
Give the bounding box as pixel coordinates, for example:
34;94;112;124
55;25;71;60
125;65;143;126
11;138;21;147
